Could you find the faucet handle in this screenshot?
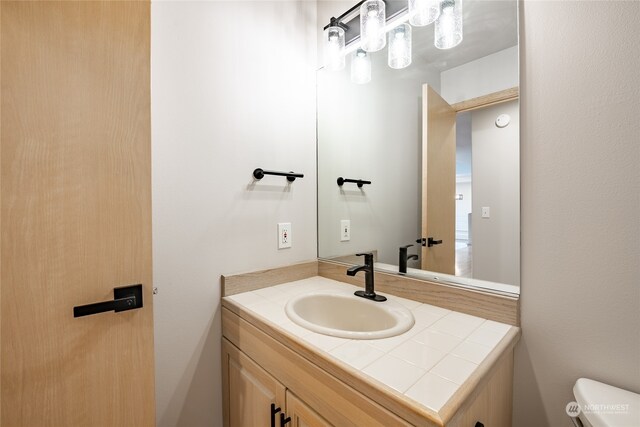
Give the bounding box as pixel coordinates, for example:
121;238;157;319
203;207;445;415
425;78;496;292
400;244;414;250
355;252;374;266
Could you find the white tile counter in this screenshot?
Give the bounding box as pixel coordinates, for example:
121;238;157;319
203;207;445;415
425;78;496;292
224;276;518;414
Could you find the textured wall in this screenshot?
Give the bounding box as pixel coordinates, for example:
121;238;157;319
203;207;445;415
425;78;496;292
515;1;640;425
151;2;317;426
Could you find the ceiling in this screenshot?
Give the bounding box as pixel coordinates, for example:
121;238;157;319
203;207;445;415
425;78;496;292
410;0;518;72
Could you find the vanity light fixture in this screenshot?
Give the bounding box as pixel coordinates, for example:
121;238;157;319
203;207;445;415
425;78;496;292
408;0;440;27
360;0;386;52
324;18;347;71
434;0;463;49
323;0;463;81
351;48;372;84
388;23;412;69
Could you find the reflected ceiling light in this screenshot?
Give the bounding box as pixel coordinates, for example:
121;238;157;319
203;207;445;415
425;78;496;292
408;0;440;27
435;0;463;49
351;48;372;84
322;0;464;82
360;0;386;52
324;19;346;71
388;24;412;69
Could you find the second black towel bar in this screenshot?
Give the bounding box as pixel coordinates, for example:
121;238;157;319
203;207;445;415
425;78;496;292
337;177;371;188
253;168;304;182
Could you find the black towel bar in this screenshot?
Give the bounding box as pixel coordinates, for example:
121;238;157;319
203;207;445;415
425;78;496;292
253;168;304;182
337;177;371;188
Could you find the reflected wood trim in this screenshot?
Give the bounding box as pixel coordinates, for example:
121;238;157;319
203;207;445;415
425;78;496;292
329;250;378;266
451;87;519;113
318;260;519;325
222;260;318;296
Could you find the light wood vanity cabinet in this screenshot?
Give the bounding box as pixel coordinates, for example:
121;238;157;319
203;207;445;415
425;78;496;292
286;391;333;427
222;303;517;427
222;338;331;427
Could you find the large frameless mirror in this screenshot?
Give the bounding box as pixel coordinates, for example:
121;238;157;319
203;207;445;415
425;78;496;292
317;0;520;295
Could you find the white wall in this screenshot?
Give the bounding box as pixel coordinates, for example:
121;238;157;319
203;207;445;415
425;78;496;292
471;100;520;285
151;2;317;426
515;1;640;426
441;46;519;104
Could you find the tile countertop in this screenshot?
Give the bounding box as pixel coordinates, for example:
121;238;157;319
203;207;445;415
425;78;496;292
224;276;518;415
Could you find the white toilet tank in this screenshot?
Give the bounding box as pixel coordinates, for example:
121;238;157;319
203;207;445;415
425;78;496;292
570;378;640;427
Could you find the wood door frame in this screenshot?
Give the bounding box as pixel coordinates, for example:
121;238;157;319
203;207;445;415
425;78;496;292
451;87;519;113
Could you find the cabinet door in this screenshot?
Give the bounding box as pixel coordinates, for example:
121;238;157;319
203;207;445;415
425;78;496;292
223;339;286;427
286;391;333;427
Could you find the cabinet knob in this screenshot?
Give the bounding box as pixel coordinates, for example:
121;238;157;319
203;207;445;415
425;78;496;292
280;413;291;426
475;422;485;427
270;404;281;427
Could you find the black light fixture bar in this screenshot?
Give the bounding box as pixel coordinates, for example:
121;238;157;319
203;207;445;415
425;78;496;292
337;177;372;188
323;0;410;46
253;168;304;182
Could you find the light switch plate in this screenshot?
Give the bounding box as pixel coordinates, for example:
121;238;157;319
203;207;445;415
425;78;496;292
278;223;292;249
482;207;491;218
340;220;351;242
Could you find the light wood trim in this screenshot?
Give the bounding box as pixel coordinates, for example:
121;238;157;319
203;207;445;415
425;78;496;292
0;2;3;421
222;307;420;427
446;350;514;427
451;87;519;113
440;332;517;425
222;260;318;296
319;260;519;325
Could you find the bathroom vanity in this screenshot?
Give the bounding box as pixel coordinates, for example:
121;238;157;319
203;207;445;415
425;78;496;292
221;262;520;427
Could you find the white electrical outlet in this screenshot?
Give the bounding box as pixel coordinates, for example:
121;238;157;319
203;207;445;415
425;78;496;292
340;220;351;242
277;223;292;249
482;207;491;218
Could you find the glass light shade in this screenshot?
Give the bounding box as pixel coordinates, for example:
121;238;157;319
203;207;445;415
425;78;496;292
434;0;463;49
388;24;412;69
351;49;371;84
408;0;440;27
360;0;386;52
324;26;345;71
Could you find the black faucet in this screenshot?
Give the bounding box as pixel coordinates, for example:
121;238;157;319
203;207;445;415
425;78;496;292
347;252;387;302
399;244;419;274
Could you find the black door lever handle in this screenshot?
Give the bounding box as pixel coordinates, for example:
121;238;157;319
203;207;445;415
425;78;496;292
427;237;443;247
74;284;143;318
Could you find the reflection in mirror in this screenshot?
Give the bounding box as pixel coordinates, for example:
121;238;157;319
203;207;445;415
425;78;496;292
317;0;520;295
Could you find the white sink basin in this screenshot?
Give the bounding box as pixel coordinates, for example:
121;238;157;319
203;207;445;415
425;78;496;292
285;290;415;339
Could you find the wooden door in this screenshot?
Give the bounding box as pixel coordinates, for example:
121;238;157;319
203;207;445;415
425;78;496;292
222;339;286;427
1;2;155;426
421;85;456;275
286;391;333;427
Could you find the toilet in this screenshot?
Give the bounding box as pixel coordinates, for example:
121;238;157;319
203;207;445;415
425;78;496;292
569;378;640;427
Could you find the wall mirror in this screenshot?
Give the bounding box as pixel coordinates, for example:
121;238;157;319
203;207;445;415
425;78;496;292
317;0;520;295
